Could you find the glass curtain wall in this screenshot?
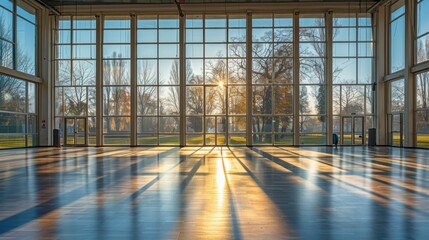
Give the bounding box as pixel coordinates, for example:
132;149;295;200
252;14;293;145
137;15;180;145
0;74;37;148
53;12;376;147
417;0;429;63
332;14;374;145
389;0;405;73
54;16;97;145
0;0;37;149
0;0;37;75
185;15;247;145
299;14;326;145
103;16;131;145
416;71;429;147
389;79;405;146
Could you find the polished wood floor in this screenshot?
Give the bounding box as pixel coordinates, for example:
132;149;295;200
0;146;428;239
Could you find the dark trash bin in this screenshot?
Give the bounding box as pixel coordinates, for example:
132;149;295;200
53;129;61;147
368;128;376;146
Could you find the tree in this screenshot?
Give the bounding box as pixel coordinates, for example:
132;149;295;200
103;52;130;132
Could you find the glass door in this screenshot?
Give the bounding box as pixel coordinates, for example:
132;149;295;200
341;116;365;145
64;117;87;146
353;116;364;145
388;113;403;147
205;116;227;146
341;117;352;145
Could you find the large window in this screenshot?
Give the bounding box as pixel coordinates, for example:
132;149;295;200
185;15;247;145
52;12;376;147
388;79;405;146
103;16;131;145
332;14;374;144
0;74;37;148
252;14;293;145
416;71;429;147
0;0;37;75
417;0;429;63
389;0;405;73
137;15;180;145
299;14;326;145
54;16;96;145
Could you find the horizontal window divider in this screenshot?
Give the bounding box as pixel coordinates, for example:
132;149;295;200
55;43;96;46
384;70;405;81
411;61;429;74
0;67;41;83
0;110;30;115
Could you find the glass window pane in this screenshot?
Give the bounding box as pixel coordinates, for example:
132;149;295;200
137;117;157;133
418;0;429;36
138;29;157;43
103;87;131;115
103;60;130;85
137;60;157;85
28;82;36;113
0;40;14;68
159;44;179;58
160;86;180;115
186;29;203;43
0;0;13;10
137;86;157;115
390;79;405;112
160;117;179;132
0;8;13;41
186;86;203;115
137;16;157;28
16;17;36;75
17;0;36;23
206;17;226;28
333;58;356;84
299;58;325;84
104;17;130;29
390;16;405;73
159;59;178;85
73;30;95;44
104;30;130;43
205;29;226;43
73;45;96;59
299;85;326;115
73;17;96;29
137;44;157;58
358;58;373;84
417;34;429;63
0;75;26;112
103;45;130;58
228;86;246;115
159;29;179;42
73;60;96;85
186;15;203;28
416;71;429;109
253;85;272;114
159;18;178;28
274;85;293;114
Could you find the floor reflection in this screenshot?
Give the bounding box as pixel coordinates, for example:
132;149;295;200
0;146;428;239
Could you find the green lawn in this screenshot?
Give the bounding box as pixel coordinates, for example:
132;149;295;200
5;133;428;148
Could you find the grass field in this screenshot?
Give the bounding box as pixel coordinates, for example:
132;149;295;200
3;133;429;148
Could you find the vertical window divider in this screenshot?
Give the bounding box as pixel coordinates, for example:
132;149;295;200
326;11;333;145
293;11;299;146
96;14;103;146
130;13;137;146
246;12;252;146
179;14;186;147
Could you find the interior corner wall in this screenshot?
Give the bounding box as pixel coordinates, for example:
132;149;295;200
38;7;53;146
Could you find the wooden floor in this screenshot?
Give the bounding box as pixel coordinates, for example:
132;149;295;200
0;146;428;240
